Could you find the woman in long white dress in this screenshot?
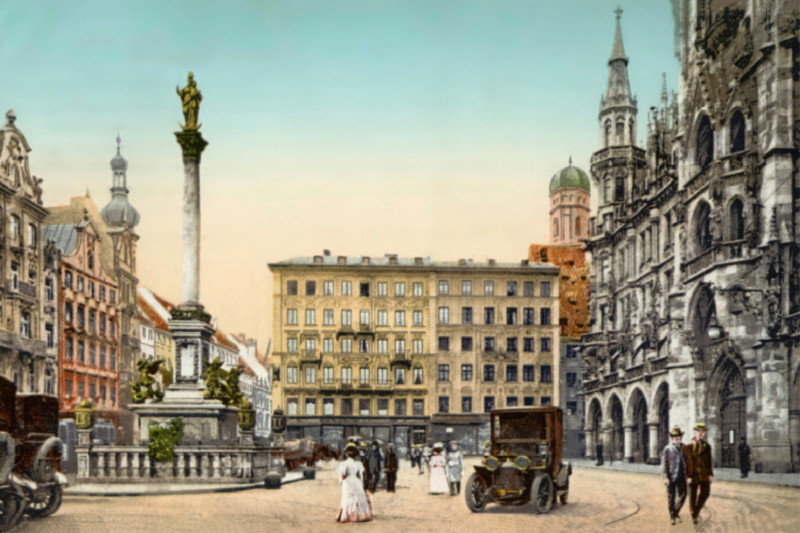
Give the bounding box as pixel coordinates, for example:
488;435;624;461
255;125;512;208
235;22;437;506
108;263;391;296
429;443;449;494
337;445;373;523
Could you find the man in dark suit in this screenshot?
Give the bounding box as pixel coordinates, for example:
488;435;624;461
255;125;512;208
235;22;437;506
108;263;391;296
688;423;713;525
661;426;693;525
366;441;383;494
738;437;751;478
596;441;604;466
385;444;399;493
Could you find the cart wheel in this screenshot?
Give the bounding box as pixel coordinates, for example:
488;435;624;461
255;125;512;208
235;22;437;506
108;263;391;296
464;473;489;513
559;490;569;505
530;475;553;514
24;485;63;518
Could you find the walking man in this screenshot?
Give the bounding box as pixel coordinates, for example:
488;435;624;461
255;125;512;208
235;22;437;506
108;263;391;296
688;423;713;525
385;444;399;493
738;436;751;479
366;441;383;494
445;440;465;496
661;427;693;526
422;442;432;473
596;440;604;466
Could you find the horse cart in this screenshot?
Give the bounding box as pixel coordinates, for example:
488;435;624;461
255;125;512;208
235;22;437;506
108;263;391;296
465;407;571;514
0;376;68;531
283;438;340;480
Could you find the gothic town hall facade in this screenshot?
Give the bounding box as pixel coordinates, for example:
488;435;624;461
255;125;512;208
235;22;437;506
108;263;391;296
582;1;799;473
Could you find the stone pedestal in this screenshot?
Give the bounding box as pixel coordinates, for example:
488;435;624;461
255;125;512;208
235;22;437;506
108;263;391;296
239;429;255;447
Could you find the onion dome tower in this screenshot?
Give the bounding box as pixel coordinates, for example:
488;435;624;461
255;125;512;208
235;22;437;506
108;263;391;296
101;135;140;230
549;158;591;245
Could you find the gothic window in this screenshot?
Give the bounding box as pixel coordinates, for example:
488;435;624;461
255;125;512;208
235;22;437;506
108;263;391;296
575;216;581;236
730;110;745;153
616;119;625;144
696;115;714;168
604;120;612;148
729;199;744;241
615;176;624;202
553;219;559;238
694;202;712;253
692;285;717;347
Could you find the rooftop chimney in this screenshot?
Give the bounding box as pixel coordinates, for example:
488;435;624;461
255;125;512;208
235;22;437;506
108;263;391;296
361;256;370;265
414;257;423;266
323;249;331;256
337;256;347;265
388;255;398;265
458;259;467;266
313;255;323;264
488;259;496;267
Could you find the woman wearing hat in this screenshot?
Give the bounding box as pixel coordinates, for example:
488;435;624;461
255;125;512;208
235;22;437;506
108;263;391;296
336;443;373;523
428;443;449;494
661;426;693;525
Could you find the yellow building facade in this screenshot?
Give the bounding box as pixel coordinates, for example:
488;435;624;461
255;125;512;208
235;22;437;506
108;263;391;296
269;255;559;455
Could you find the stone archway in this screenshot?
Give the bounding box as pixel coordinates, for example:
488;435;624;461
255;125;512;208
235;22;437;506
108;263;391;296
586;398;603;459
656;382;670;453
608;395;624;461
629;389;649;463
719;362;746;468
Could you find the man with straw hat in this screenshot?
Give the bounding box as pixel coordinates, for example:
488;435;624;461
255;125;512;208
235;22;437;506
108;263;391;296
661;426;693;526
687;423;713;525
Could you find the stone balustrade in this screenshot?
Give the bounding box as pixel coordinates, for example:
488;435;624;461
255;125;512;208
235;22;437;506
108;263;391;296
76;436;284;484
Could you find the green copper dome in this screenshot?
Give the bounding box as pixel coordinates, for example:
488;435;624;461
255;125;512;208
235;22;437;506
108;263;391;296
549;162;591;193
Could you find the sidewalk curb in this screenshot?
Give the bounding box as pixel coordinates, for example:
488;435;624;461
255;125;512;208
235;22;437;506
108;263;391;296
63;474;307;498
572;464;800;489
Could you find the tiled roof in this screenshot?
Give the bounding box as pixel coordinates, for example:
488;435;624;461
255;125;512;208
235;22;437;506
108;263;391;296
137;288;173;332
138;311;154;328
212;330;239;351
44;196;115;277
270;255;556;271
42;223;79;256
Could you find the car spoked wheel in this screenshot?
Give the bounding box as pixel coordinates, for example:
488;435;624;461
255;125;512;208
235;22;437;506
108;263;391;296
530;475;553;514
464;473;489;513
24;485;62;518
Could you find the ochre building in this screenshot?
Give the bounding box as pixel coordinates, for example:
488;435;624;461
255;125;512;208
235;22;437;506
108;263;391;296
269;255;560;455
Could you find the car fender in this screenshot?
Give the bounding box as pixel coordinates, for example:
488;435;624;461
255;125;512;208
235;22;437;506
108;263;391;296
556;461;571;488
0;431;16;485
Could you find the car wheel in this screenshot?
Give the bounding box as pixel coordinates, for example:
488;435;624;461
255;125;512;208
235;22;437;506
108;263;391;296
32;437;64;483
24;485;63;518
530;474;553;514
464;473;489;513
0;491;25;532
559;490;569;505
264;473;282;489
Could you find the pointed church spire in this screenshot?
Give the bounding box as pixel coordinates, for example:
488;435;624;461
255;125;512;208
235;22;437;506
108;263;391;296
610;6;628;65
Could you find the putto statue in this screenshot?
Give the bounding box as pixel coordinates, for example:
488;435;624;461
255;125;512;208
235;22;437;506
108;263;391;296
176;72;203;131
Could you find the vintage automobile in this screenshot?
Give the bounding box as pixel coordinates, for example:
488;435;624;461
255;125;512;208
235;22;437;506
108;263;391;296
0;376;68;531
465;407;571;514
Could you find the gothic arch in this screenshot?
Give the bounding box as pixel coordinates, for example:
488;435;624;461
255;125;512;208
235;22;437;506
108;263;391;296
706;355;748;467
692;201;712;254
586;397;603;431
687;108;714;171
727;196;745;244
624;385;648;426
729;109;746;153
606;393;625;461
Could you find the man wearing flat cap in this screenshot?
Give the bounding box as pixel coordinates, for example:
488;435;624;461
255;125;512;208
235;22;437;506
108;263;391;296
687;423;713;525
661;427;693;526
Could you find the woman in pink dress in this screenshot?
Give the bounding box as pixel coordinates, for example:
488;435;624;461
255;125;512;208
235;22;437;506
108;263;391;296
336;444;373;523
429;442;449;494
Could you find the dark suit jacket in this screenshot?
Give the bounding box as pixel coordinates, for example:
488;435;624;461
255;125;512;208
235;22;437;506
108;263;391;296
663;443;694;481
385;452;399;472
688;438;713;482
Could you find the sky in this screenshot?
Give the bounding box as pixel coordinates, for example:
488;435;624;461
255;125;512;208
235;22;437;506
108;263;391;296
1;0;680;352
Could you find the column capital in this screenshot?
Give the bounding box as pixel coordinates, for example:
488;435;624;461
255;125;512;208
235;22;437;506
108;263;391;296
175;131;208;161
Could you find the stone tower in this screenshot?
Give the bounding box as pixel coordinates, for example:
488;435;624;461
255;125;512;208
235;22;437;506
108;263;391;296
548;159;591;245
100;136;141;444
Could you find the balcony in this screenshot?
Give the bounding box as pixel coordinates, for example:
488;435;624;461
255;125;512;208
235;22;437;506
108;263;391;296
591;145;646;166
603;372;618;386
683;240;754;281
302;349;321;363
5;280;36;299
625;364;645;381
648;357;668;374
358;323;372;333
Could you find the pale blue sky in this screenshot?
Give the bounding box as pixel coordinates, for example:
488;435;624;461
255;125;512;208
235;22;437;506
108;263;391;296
1;0;680;347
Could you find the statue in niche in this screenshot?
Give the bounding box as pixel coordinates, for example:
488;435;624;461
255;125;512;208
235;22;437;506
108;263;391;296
765;285;782;337
710;206;722;242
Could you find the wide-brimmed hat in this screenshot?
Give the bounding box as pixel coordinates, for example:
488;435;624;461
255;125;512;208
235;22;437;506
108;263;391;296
693;423;707;431
387;443;395;448
669;427;683;437
344;443;358;452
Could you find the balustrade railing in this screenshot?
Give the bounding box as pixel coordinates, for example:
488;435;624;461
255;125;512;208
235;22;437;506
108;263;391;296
649;357;668;373
625;364;645;380
603;372;618;385
77;444;284;484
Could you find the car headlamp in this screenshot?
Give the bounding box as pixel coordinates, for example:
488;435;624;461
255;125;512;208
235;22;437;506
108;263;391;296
484;455;500;471
514;455;530;470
